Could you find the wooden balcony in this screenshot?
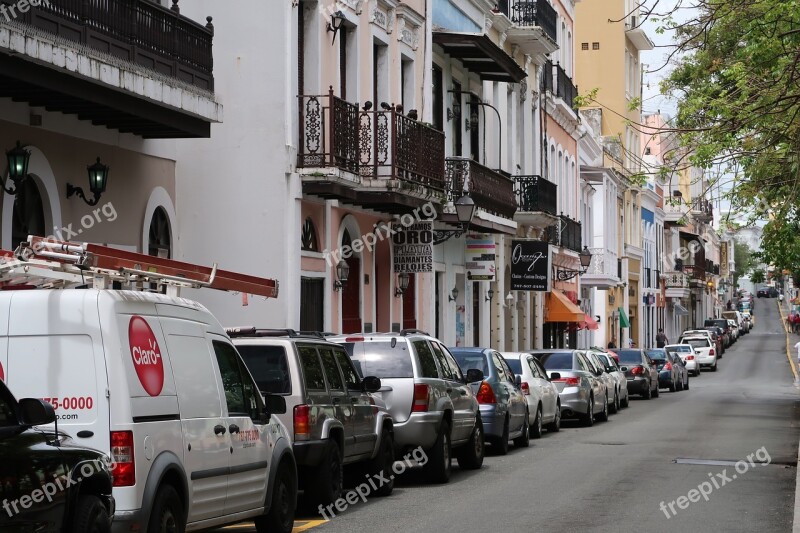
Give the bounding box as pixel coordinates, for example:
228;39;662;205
298;89;446;214
445;157;517;224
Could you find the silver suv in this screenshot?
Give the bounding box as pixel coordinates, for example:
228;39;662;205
327;330;485;483
228;329;395;510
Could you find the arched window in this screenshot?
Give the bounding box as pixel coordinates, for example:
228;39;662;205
148;206;171;258
301;216;319;252
11;178;45;248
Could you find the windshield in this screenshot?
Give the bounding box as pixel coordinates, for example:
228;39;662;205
645;349;666;361
504;358;522;374
685;338;710;349
451;352;490;375
535;352;574;370
341;341;413;378
665;345;691;353
616;350;644;363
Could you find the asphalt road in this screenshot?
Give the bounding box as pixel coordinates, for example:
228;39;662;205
216;298;800;533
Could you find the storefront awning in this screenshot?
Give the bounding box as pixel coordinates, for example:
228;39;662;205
580;314;600;331
674;303;689;316
545;290;585;323
618;307;631;328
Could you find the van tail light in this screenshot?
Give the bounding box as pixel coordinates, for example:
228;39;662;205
664;362;672;370
630;365;644;375
520;382;530;395
709;349;715;356
552;376;580;386
412;384;429;412
110;431;135;487
294;404;310;440
476;381;497;404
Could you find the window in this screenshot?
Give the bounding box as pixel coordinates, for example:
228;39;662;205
451;351;489;375
581;42;589;51
413;340;439;378
148;206;171;258
334;349;362;390
0;387;17;427
492;353;511;382
319;347;345;391
536;352;574;370
301;217;319;252
440;347;464;381
496;354;516;382
430;342;454;380
237;344;292;394
213;341;262;419
342;340;414;378
529;357;546;379
592;42;600;50
298;345;327;390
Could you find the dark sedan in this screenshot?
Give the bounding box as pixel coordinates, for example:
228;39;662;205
646;349;689;392
615;349;659;399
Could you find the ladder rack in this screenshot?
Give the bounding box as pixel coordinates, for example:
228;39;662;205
0;236;279;299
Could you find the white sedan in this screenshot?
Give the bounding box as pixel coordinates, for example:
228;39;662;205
665;343;700;376
502;352;562;437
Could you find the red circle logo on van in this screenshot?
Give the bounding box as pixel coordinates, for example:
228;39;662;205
0;361;4;381
128;316;164;396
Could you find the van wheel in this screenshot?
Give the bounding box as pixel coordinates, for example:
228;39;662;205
73;495;110;533
456;417;484;470
368;429;395;497
424;420;451;484
255;460;297;533
308;440;343;508
147;485;185;533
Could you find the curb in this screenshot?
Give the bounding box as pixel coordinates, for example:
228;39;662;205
777;300;799;381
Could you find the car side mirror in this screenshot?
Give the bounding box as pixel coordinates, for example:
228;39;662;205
466;368;484;383
362;375;382;393
262;394;287;421
19;398;56;426
549;372;561;381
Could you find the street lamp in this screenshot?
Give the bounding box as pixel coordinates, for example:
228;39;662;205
395;272;410;297
3;141;31;195
333;259;350;291
66;157;110;206
485;288;494;302
556;246;593;281
448;287;459;302
433;194;476;244
326;10;346;44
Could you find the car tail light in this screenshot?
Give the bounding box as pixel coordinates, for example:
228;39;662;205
345;336;364;342
664;362;672;370
520;382;530;395
631;365;644;375
552;376;580;386
110;431;135;487
686;355;695;360
476;381;497;404
709;349;715;356
412;384;429;412
294;404;310;440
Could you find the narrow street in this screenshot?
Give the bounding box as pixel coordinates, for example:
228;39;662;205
217;298;799;533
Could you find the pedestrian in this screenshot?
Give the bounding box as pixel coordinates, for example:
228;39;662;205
656;328;668;348
794;340;800;376
607;339;617;349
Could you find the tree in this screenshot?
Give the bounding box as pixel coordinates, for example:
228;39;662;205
750;269;766;285
732;241;755;289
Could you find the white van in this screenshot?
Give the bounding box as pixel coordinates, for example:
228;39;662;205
0;289;296;533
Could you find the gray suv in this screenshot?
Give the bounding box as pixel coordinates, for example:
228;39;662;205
228;329;395;510
328;330;485;483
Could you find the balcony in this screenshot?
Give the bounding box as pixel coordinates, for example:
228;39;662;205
0;0;218;137
298;89;446;214
664;199;690;225
513;175;559;227
581;247;620;289
444;157;517;232
494;0;559;56
546;214;582;254
691;198;713;222
664;271;691;299
555;64;578;110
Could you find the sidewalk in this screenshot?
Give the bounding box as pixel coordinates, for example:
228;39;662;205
778;298;800;533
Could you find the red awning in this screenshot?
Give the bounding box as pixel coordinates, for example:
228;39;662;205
580;314;599;330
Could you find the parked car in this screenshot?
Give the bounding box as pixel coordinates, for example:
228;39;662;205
450;348;528;454
530;350;608;426
592;350;630;408
684;329;723;357
726;319;740;340
583;350;620;413
679;335;718;371
646;348;688;392
722;310;747;335
615;349;659;399
665;343;700;376
701;326;727;353
229;328;395;508
502;352;562;436
1;290;297;533
0;379;114;533
705;319;735;345
757;286;778;297
328;331;485;483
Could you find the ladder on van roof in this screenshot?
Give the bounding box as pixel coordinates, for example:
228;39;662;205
0;235;279;299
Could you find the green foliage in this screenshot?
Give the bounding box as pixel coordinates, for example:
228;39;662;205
750;269;766;285
732;241;755;288
573;88;599;109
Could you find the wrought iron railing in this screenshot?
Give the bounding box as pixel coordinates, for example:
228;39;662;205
665;271;690;289
1;0;215;90
555;64;578;109
298;89;446;190
585;247;619;277
496;0;558;42
691;198;713;218
445;157;517;219
514;175;557;214
543;60;554;93
682;264;706;281
546;214;582;253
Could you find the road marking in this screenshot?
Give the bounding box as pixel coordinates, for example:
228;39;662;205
776;301;798;381
220;519;327;532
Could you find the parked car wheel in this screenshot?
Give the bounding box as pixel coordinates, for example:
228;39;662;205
513;410;530;448
147;485;186;533
669;380;676;392
676;379;683;392
456;417;485;470
596;396;609;422
652;383;660;398
621;392;629;408
424;420;452;483
307;440;343;508
530;406;543;439
256;459;297;533
368;429;395;497
493;417;510;455
582;397;594;427
642;382;652;400
546;403;561;432
712;361;718;372
684;376;690;390
73;495;110;533
610;391;619;414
